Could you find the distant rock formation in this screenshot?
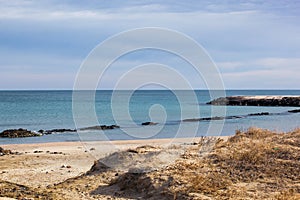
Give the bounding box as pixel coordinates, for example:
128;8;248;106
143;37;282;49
0;125;120;139
183;112;271;122
0;128;41;138
207;96;300;107
79;125;120;131
182;116;242;122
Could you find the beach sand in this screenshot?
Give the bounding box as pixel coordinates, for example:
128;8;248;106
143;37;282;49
0;137;211;187
0;129;299;199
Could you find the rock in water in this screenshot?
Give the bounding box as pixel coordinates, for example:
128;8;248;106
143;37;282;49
0;128;41;138
141;122;158;126
288;109;300;113
207;96;300;107
248;112;270;116
42;128;77;135
79;125;120;131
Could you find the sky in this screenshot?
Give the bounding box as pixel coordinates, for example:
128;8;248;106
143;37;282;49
0;0;300;89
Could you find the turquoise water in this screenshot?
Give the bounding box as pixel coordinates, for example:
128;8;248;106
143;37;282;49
0;90;299;144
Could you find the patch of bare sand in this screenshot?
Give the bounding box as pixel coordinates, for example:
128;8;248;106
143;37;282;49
0;142;94;187
0;137;211;187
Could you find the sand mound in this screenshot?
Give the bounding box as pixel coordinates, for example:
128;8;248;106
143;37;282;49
89;145;184;173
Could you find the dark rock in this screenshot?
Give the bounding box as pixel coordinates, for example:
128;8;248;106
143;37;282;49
201;116;225;121
183;116;229;122
50;151;63;154
207;96;300;107
182;118;199;122
183;117;219;122
79;125;120;131
207;97;229;105
288;109;300;113
183;112;272;122
86;161;110;175
43;129;77;135
0;128;41;138
127;149;139;153
141;122;158;126
248;112;270;116
0;147;12;156
226;116;243;119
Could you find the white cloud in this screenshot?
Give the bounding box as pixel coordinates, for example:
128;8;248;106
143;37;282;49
218;58;300;72
223;69;299;89
0;71;76;89
219;57;300;89
255;58;300;69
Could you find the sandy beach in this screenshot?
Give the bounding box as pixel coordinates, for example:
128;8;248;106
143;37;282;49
1;128;299;199
0;137;213;187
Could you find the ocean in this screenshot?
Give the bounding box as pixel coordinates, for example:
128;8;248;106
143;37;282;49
0;90;299;144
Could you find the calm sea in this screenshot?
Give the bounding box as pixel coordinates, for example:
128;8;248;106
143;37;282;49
0;90;299;144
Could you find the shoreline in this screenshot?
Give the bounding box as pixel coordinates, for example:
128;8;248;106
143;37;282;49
1;106;299;141
1;136;229;150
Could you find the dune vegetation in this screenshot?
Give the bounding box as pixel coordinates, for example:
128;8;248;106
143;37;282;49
0;127;299;199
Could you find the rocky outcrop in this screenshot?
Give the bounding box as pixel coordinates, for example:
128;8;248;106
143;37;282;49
141;122;158;126
38;129;76;135
0;128;41;138
248;112;270;116
183;116;242;122
288;109;300;113
183;112;270;122
0;125;120;138
207;96;300;107
79;125;120;131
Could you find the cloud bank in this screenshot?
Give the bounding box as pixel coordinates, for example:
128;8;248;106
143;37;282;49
0;0;299;89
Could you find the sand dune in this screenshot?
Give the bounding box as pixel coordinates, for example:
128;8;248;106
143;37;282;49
0;129;299;199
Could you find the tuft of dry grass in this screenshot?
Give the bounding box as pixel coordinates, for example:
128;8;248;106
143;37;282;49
228;127;275;143
0;180;54;199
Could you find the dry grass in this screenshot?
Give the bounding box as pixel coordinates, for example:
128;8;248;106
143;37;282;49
0;180;54;199
96;127;300;199
0;127;299;199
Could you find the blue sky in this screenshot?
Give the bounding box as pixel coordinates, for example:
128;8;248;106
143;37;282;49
0;0;300;89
